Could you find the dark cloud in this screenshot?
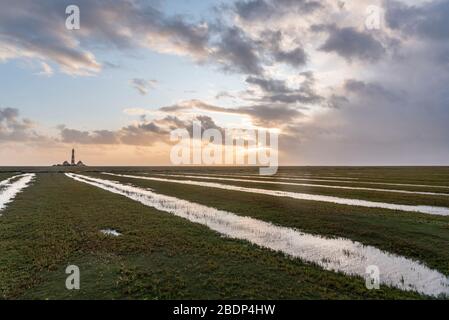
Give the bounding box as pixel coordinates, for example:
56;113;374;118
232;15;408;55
237;104;303;126
246;72;323;105
344;79;400;102
274;47;307;67
215;91;236;100
386;0;449;41
246;76;289;93
0;108;19;121
158;99;304;127
211;26;309;75
159;100;228;114
3;0;449;165
156;72;321;127
213;27;263;75
119;122;166;146
326;94;349;109
0;0;316;77
0;1;101;75
0;0;210;75
57;114;226;146
234;0;272;21
278;72;449;165
0;108;42;142
59;119;168;146
59;126;119;144
258;31;307;67
317;25;385;62
234;0;322;21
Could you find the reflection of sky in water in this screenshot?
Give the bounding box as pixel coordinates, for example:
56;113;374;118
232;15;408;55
154;173;449;197
105;173;449;216
100;229;122;237
181;172;449;189
0;175;21;188
0;174;35;212
68;173;449;297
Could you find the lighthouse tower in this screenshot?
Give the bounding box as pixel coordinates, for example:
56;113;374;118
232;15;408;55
71;148;75;166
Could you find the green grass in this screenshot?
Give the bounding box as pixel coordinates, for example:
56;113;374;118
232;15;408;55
0;173;424;299
153;171;449;193
269;167;449;185
2;166;449;185
132;173;449;207
91;172;449;276
0;173;16;181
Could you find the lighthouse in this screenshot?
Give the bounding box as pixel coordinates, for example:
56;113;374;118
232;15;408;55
71;148;75;165
53;148;86;167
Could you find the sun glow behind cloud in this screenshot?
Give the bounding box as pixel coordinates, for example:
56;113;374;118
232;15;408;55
0;0;448;165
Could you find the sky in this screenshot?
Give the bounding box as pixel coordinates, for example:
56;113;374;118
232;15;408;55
0;0;448;166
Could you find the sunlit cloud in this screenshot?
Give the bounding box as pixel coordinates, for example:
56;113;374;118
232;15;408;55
0;0;448;165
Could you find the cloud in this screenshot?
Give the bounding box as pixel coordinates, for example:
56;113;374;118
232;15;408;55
215;91;236;100
234;0;272;21
343;79;400;102
159;98;304;127
58;126;119;144
57;113;225;146
130;78;158;95
237;104;303;126
278;72;449;165
385;0;449;41
258;30;307;67
0;0;104;75
0;108;18;121
316;25;385;62
245;72;323;105
0;0;317;78
3;0;449;165
274;47;307;67
212;27;263;75
36;62;54;76
234;0;322;22
0;108;44;142
0;0;210;76
246;76;290;93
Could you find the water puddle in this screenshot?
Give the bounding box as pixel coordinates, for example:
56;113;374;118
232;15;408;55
100;229;122;237
0;174;35;213
154;174;449;197
177;172;449;189
103;173;449;216
66;173;449;297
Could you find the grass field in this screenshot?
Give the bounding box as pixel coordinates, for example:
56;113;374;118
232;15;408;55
0;167;448;299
